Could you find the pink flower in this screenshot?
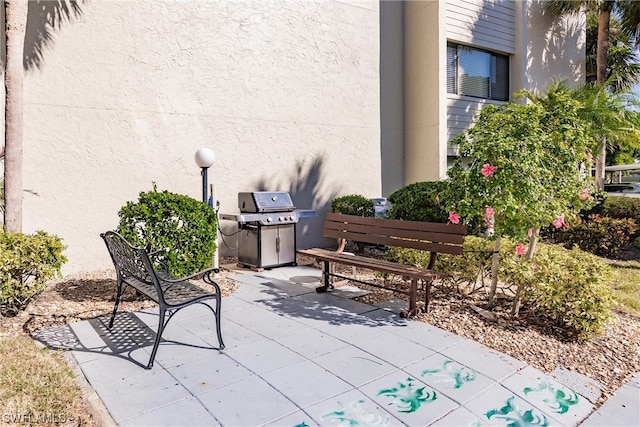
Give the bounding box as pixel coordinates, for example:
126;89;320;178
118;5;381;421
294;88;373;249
515;243;527;256
484;207;495;219
481;163;497;177
435;194;440;203
527;228;533;238
448;211;461;224
579;188;590;200
552;214;565;229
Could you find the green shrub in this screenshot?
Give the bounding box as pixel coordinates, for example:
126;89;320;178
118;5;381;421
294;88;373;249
545;215;637;257
0;231;67;315
117;187;217;277
518;244;613;340
386;181;448;222
330;195;374;217
601;196;640;225
388;236;613;339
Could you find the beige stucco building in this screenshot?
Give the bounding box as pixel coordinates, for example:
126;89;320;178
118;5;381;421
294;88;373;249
2;0;584;273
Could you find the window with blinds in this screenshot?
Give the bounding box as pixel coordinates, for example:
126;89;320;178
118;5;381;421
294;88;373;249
447;42;509;102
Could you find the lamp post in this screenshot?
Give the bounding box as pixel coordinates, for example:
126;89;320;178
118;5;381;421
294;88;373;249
194;148;215;204
194;148;219;273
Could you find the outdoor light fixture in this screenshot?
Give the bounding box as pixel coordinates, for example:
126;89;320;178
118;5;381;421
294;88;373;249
194;147;215;204
194;147;219;273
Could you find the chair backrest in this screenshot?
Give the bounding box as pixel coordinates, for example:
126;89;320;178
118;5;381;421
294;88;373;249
101;231;162;301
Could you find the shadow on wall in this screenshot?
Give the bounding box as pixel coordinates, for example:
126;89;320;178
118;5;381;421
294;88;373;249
253;155;339;249
0;0;85;69
532;4;584;91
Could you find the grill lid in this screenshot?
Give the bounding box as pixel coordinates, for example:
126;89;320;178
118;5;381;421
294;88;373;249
238;192;296;213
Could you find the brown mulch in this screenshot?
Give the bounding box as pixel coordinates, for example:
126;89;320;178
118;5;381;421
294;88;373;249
0;254;638;413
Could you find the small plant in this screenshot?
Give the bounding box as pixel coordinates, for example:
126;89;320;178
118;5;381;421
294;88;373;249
0;231;67;315
386;181;448;222
117;186;217;277
330;195;374;217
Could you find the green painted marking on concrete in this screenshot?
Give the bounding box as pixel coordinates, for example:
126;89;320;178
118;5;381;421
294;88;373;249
524;380;580;414
377;377;437;413
322;399;390;426
485;396;549;427
421;359;477;389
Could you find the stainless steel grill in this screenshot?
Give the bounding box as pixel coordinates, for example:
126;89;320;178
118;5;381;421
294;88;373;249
219;192;315;270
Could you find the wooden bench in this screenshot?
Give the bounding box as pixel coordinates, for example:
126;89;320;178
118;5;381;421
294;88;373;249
101;231;225;369
298;213;467;317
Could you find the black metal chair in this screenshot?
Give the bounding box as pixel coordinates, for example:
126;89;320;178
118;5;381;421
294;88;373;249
100;231;224;369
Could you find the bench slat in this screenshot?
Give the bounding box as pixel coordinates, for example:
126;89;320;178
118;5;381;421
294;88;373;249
325;212;467;234
324;222;466;246
298;248;443;280
322;213;466;254
322;229;464;255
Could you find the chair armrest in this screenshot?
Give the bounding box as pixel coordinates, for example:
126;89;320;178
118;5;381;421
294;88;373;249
159;267;219;284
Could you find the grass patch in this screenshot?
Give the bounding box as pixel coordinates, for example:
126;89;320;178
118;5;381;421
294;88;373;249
0;336;88;425
608;259;640;315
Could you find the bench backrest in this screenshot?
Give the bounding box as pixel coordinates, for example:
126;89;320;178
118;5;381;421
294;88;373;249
101;231;163;302
322;213;467;256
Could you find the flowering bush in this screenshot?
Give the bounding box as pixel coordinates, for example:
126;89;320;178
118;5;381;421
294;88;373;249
443;84;597;312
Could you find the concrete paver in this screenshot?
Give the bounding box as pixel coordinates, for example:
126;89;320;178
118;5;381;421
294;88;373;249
32;265;637;426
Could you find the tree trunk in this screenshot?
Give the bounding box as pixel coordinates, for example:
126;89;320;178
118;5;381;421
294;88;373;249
594;3;613;190
595;135;607;190
3;0;28;233
488;236;501;307
525;228;539;261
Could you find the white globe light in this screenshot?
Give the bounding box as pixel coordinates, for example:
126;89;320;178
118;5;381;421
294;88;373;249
194;148;215;168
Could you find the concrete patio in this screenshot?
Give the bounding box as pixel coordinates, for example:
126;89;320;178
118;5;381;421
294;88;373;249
32;265;638;426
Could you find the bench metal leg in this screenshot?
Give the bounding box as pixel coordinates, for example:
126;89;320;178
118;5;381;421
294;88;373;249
316;260;334;293
108;277;125;329
424;279;432;313
214;297;225;350
147;309;166;369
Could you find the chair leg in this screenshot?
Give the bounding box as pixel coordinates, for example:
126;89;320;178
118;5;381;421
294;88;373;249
214;296;225;350
147;309;166;369
108;278;125;329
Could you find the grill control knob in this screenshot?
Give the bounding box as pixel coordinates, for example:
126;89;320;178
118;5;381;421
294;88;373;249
278;217;283;222
266;217;272;223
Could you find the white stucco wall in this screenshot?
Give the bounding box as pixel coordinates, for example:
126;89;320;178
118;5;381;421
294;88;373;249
17;0;381;274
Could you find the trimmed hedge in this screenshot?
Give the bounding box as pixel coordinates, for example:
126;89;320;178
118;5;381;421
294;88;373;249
547;215;637;257
117;188;218;277
330;195;374;217
601;196;640;225
386;181;448;222
0;231;67;315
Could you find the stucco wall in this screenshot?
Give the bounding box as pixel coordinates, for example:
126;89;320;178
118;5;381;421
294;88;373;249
17;0;381;274
513;0;585;92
